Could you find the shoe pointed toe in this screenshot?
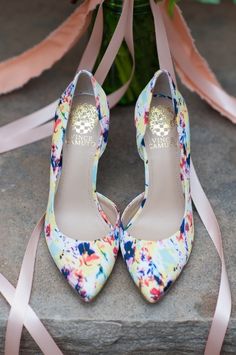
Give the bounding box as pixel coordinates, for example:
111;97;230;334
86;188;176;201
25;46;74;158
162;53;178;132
45;227;119;302
120;226;193;303
138;274;174;303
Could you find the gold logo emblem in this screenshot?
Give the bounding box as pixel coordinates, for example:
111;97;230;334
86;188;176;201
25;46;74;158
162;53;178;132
149;105;177;149
71;103;97;135
66;103;97;146
149;105;175;137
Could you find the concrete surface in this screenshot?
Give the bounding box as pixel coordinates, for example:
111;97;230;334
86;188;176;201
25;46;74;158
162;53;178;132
0;0;236;353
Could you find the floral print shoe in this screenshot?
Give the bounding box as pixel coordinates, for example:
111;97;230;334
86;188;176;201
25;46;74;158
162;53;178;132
120;69;194;303
45;70;120;302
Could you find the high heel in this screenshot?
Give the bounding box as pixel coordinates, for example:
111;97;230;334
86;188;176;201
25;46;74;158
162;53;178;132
120;69;194;303
44;70;120;302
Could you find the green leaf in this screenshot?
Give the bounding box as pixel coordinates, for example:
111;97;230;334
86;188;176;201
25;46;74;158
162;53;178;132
154;0;178;16
197;0;220;3
168;0;177;15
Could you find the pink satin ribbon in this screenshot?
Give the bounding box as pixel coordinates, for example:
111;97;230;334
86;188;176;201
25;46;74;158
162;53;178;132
0;271;63;354
150;2;231;354
2;215;64;355
0;0;232;354
0;0;101;95
190;162;231;355
160;1;236;124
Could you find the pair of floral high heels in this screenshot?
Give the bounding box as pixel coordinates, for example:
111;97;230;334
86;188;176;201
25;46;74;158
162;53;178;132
44;68;194;303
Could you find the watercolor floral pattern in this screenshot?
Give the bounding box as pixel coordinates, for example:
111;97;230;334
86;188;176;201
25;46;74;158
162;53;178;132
120;70;194;303
44;70;120;302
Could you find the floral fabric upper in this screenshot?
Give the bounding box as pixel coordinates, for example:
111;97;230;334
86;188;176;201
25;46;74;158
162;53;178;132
44;70;119;302
120;69;194;303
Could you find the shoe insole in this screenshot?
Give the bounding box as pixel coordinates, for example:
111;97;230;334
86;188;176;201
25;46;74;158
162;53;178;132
54;94;112;241
127;96;185;240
